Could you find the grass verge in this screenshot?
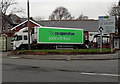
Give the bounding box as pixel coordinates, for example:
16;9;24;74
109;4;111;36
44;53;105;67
19;48;111;53
11;48;113;55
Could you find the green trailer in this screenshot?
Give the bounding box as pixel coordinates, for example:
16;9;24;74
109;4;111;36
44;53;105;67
32;27;84;49
37;27;84;44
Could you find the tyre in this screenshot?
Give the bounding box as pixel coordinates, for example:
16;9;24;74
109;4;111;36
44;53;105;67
19;45;27;50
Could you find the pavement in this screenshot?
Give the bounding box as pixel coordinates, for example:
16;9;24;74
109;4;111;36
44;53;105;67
3;50;120;60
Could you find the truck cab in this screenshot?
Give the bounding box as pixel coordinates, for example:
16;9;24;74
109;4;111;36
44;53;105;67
11;27;32;50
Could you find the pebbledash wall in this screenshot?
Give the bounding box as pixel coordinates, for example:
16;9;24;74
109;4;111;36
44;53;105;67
0;34;12;51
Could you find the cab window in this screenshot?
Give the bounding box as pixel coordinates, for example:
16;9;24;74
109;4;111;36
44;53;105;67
24;35;27;40
16;35;22;41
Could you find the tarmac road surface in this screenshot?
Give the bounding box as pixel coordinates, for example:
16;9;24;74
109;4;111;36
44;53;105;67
2;51;119;82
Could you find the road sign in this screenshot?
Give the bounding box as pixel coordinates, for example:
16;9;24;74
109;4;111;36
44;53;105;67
98;16;115;34
99;26;103;33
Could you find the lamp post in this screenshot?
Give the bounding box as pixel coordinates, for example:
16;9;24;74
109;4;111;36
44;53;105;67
27;0;31;50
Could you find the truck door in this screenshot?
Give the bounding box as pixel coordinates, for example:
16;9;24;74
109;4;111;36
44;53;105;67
14;35;23;50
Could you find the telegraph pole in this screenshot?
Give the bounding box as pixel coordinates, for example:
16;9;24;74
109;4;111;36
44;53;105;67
118;0;120;37
99;26;103;52
27;0;31;50
1;0;4;33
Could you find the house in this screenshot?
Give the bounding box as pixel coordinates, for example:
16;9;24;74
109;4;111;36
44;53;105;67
0;14;21;51
0;14;25;37
11;19;41;35
2;14;20;33
0;14;34;51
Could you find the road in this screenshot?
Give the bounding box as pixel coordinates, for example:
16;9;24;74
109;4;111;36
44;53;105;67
2;52;119;82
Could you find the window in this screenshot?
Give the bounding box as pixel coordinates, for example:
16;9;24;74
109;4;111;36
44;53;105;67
16;35;22;41
12;35;17;41
24;35;27;40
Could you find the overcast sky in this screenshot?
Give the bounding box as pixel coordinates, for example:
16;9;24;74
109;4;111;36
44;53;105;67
15;0;119;20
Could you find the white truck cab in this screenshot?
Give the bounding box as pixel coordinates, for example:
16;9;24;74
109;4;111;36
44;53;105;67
11;27;32;50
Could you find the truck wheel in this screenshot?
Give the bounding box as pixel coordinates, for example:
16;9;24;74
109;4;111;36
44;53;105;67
19;45;27;50
21;47;26;50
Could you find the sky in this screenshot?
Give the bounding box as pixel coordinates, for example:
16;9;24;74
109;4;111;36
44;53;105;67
14;0;119;20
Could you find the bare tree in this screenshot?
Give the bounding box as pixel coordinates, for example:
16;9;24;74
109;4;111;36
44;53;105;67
0;0;24;32
1;0;24;15
49;6;73;20
76;13;88;20
108;2;120;36
108;4;120;16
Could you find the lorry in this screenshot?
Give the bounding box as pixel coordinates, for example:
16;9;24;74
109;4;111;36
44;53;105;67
11;26;85;50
